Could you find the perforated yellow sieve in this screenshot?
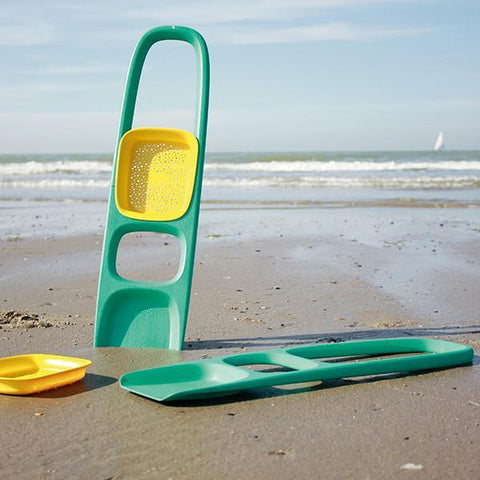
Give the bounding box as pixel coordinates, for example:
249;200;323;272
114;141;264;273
115;128;199;221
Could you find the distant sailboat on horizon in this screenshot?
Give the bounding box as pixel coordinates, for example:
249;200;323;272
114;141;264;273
434;131;445;151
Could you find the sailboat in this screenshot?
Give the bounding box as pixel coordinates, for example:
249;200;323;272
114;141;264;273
434;131;445;151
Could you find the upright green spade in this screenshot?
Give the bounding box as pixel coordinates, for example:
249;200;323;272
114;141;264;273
94;26;209;349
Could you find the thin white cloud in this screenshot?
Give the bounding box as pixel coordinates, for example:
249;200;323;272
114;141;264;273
0;24;54;46
0;81;121;109
218;22;433;44
30;65;123;75
0;0;432;48
121;0;405;25
5;82;115;93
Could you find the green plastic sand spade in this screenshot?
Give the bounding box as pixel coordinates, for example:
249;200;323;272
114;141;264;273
94;26;210;349
119;338;473;402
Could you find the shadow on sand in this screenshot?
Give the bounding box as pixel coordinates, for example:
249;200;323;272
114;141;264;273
184;324;480;351
33;373;117;398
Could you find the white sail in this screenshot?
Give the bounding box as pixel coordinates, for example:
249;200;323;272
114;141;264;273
434;131;444;151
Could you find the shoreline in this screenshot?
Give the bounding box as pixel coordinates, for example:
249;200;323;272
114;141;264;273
1;199;480;242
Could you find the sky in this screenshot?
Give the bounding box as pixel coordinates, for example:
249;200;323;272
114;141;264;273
1;0;479;153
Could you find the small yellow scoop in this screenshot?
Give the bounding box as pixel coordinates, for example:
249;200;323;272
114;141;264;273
0;354;91;395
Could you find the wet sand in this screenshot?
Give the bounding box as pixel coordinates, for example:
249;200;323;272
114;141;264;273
1;206;479;479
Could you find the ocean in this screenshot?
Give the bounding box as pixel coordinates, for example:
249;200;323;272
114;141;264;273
1;150;479;207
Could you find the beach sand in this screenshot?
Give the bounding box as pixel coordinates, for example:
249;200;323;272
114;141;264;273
1;205;479;479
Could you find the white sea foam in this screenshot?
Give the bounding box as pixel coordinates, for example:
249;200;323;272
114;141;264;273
2;175;479;190
0;179;110;188
205;160;480;173
203;175;480;189
2;159;480;176
0;160;111;175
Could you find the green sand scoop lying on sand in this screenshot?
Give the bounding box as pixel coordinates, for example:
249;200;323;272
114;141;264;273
95;26;209;350
119;338;473;403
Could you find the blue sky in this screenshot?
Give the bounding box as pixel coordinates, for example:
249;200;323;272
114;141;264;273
1;0;479;153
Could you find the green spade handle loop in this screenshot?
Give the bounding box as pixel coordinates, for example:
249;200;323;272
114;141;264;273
118;25;209;144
